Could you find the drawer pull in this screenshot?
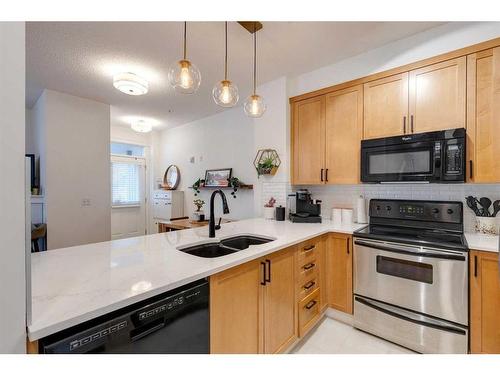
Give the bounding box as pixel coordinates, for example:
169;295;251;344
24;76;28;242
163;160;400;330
305;300;317;310
303;281;316;290
303;262;315;271
303;245;315;252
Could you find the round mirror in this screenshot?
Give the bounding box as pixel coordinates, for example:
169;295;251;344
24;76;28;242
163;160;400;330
163;165;180;190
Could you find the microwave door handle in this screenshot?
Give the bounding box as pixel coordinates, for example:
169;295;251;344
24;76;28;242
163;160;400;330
354;239;466;261
355;296;467;335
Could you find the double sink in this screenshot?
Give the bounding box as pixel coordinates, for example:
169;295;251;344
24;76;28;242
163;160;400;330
178;235;275;258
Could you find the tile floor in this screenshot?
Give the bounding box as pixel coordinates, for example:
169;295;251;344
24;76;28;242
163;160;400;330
292;317;415;354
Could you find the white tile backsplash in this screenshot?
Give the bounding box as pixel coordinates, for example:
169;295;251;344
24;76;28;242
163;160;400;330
296;184;500;232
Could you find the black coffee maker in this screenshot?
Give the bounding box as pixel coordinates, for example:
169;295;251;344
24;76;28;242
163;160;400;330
289;189;322;223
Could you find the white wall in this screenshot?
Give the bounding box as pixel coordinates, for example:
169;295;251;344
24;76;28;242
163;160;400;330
158;107;255;220
33;90;111;249
289;22;500;97
0;21;26;353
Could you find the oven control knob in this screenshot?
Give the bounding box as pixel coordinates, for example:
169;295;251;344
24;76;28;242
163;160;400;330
386;206;392;211
432;208;439;214
376;205;381;211
447;208;454;215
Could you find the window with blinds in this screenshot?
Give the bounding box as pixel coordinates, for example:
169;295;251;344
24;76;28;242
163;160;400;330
111;161;141;206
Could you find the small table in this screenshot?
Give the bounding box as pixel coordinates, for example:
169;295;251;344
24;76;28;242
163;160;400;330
159;218;232;232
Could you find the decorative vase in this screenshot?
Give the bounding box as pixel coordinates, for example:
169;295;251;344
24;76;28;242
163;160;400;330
475;216;499;235
263;207;275;220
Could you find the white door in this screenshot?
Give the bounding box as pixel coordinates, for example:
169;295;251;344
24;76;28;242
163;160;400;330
111;155;147;240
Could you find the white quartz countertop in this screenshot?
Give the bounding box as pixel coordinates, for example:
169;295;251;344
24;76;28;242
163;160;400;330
465;233;499;253
29;218;366;340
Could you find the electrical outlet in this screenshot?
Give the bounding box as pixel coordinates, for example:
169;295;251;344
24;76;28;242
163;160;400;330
81;198;91;207
189;156;195;164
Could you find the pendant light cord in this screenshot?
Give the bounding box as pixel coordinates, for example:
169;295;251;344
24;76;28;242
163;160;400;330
183;21;187;60
224;22;228;80
253;22;257;95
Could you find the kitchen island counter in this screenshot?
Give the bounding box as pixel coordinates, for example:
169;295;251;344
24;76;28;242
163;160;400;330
29;218;366;341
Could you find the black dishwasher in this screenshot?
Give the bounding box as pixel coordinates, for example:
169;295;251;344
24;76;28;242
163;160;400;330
38;279;209;354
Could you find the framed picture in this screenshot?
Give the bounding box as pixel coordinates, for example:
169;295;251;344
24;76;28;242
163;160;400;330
204;168;232;187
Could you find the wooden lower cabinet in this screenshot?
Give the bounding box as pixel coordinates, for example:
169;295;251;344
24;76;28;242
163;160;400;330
325;233;353;314
210;246;297;354
470;250;500;354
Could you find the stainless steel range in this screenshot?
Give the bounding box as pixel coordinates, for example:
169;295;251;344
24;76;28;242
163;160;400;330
353;199;469;354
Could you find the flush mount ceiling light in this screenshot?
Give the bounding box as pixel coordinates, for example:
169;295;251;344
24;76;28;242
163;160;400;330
113;72;149;96
168;22;201;94
212;22;239;107
131;119;153;133
242;22;266;118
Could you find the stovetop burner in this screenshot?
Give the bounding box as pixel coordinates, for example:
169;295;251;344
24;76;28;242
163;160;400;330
353;199;468;251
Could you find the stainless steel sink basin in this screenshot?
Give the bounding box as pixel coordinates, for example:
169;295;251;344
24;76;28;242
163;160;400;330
178;235;274;258
220;235;274;250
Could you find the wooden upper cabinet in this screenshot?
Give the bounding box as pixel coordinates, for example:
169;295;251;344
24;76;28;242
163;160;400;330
210;260;263;354
408;57;466;134
291;96;325;185
325;85;363;184
467;48;500;183
263;248;297;353
363;73;409;139
326;233;353;314
470;250;500;354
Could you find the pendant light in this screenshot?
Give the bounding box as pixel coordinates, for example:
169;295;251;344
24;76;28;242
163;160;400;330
168;22;201;94
244;22;266;118
212;22;239;107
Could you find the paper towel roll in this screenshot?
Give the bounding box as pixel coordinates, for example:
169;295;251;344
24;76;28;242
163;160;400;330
356;195;368;224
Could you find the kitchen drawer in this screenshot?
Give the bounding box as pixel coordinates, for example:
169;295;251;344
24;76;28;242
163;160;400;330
298;258;319;284
299;288;321;337
297;239;321;261
297;274;319;301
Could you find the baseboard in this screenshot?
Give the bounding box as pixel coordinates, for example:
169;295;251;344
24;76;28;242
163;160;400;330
324;307;354;326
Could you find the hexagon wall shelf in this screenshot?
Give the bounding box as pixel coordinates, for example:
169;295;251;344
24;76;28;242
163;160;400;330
254;149;281;177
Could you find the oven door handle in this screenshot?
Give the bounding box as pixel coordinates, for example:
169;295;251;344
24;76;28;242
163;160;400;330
354;240;466;261
355;296;467;335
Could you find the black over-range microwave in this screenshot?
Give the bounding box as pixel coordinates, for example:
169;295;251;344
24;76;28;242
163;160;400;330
360;128;466;183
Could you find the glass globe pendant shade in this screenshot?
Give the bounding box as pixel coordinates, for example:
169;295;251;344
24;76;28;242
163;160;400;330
168;59;201;94
212;80;239;107
244;94;266;118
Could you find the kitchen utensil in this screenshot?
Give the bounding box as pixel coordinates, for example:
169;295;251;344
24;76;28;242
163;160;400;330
479;197;492;217
491;200;500;217
466;196;482;216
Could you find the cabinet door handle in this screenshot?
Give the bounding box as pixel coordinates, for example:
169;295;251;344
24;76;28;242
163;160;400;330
410;115;414;133
346;238;350;254
260;262;266;285
305;300;317;310
403;116;406;133
265;259;271;283
304;281;316;290
469;160;473;179
474;255;478;278
303;262;315;271
320;169;324;182
325;168;329;182
303;245;315;252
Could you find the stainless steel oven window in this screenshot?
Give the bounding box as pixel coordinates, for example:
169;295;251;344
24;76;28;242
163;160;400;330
376;255;433;284
368;150;431;175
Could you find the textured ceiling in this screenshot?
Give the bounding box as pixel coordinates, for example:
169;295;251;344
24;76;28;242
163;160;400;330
26;21;444;130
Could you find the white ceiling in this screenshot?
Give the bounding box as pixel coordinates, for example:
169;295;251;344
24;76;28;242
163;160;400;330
26;22;444;130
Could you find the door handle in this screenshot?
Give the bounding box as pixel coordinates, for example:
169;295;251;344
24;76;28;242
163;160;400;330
469;160;473;180
320;169;324;182
325;168;329;182
303;281;316;290
265;259;271;283
410;115;414;133
346;238;350;254
474;255;478;278
403;116;406;133
260;261;266;285
303;245;315;253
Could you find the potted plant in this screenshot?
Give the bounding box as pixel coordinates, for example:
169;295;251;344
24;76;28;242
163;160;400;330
192;198;206;221
257;156;277;176
264;197;277;220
